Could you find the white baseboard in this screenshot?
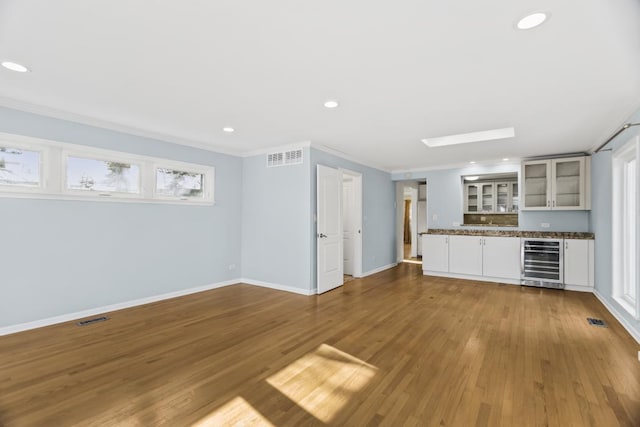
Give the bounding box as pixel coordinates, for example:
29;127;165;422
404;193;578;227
422;270;520;286
0;279;238;337
362;263;398;277
593;290;640;344
239;278;315;296
564;285;595;293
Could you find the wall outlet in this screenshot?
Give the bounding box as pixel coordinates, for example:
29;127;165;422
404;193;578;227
228;264;236;270
432;214;438;221
452;222;460;226
480;216;486;222
541;223;550;228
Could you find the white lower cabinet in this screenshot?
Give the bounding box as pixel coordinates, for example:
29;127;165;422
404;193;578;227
422;235;449;272
449;235;483;276
564;239;594;287
423;234;521;282
482;237;521;280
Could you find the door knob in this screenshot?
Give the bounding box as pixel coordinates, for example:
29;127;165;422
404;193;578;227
318;233;327;238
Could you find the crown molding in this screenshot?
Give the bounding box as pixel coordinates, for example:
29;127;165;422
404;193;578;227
0;96;244;157
310;143;392;173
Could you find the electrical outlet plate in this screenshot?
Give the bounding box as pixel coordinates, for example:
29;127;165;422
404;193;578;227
541;222;550;228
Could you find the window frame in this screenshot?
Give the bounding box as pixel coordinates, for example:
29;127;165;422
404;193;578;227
0;132;215;206
152;160;215;203
61;148;144;199
612;135;640;319
0;135;49;194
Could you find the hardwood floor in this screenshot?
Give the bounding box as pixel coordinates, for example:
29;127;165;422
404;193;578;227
1;264;639;426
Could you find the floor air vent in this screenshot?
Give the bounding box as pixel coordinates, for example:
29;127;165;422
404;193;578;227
77;316;109;326
587;318;607;327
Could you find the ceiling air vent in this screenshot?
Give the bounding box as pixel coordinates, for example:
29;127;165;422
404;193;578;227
267;148;303;167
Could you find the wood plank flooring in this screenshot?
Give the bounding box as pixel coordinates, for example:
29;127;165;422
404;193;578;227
1;263;639;426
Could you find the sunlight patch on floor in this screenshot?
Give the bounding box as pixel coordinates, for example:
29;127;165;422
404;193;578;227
191;396;274;427
266;343;378;423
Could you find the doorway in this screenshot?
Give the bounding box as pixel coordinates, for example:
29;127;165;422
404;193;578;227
317;165;363;294
396;181;427;264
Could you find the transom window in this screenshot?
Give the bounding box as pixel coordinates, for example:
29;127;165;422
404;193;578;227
0;133;214;205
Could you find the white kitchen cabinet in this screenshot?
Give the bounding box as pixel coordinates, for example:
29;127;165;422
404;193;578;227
422;235;449;273
522;156;591;211
564;239;594;287
449;235;483;276
482;237;521;280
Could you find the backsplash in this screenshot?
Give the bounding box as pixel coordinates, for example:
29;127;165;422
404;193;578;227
464;213;518;227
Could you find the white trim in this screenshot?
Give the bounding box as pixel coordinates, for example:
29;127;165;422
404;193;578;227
311;143;391;173
0;132;215;205
564;285;594;293
594;290;640;344
361;263;398;277
392;160;522;177
0;279;238;336
0;96;243;157
239;278;315;295
422;270;520;285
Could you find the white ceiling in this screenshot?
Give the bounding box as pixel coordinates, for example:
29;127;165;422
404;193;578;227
1;0;639;171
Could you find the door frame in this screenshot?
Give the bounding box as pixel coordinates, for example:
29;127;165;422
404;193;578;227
340;168;363;278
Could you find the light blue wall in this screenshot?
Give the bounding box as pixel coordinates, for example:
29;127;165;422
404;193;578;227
241;148;312;291
0;107;243;328
590;107;640;340
391;163;590;232
311;148;396;288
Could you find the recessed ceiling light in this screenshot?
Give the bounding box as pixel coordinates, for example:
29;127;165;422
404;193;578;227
324;100;339;109
1;61;30;73
503;158;510;161
223;127;235;133
422;127;515;148
516;12;548;30
469;161;476;164
465;176;480;181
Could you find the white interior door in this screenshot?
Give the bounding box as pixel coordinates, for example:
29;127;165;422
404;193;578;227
342;178;355;275
317;164;343;294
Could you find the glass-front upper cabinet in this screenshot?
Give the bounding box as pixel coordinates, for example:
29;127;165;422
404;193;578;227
521;156;590;210
522;160;550;209
465;184;479;213
511;182;519;212
495;183;510;212
553;158;585;209
480;183;495;212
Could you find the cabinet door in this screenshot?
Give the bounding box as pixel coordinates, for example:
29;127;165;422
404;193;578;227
511;182;519;212
495;182;510;213
449;235;483;275
465;184;479;213
482;237;521;280
480;183;495;212
522;160;551;210
552;157;585;210
564;239;591;286
422;235;449;272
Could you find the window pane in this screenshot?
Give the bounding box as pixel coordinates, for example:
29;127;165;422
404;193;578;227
0;146;40;187
67;156;140;193
156;168;204;198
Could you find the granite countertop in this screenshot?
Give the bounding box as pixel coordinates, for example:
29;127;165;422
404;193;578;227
421;229;594;240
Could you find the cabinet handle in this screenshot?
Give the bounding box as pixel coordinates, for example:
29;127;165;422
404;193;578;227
547;200;550;207
480;238;482;245
553;200;556;207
